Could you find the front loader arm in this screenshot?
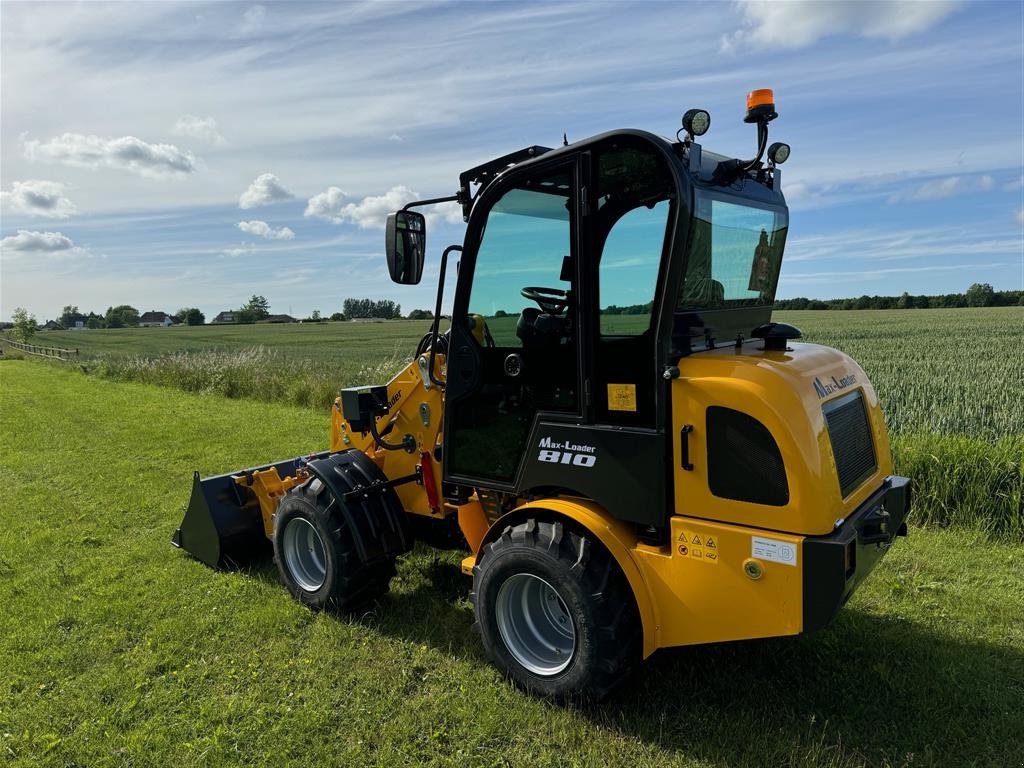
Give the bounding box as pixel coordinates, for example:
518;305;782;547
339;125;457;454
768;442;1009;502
330;354;447;519
173;353;447;568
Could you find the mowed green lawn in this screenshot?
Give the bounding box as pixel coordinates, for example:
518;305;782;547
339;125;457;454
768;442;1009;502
1;361;1022;767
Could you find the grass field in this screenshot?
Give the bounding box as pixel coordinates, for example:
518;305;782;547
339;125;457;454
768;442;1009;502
18;307;1024;541
2;362;1021;768
32;308;1024;438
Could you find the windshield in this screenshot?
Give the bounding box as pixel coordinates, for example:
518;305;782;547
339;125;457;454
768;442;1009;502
678;193;788;310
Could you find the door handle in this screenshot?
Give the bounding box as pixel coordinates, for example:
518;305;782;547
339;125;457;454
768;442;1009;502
680;424;694;471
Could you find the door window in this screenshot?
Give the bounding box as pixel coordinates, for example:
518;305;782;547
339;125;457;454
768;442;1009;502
468;170;573;348
447;163;578;484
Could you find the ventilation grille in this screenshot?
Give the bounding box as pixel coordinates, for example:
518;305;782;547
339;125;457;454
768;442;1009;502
823;390;876;498
706;407;789;506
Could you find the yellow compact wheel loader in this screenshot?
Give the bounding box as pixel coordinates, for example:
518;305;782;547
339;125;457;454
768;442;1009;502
173;90;910;699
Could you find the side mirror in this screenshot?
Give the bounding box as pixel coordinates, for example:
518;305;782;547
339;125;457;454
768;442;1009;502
385;210;426;285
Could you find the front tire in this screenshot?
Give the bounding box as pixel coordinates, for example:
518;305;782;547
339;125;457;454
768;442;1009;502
273;477;396;611
472;518;641;700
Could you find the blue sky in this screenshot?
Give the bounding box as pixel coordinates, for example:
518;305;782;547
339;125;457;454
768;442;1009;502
1;0;1021;322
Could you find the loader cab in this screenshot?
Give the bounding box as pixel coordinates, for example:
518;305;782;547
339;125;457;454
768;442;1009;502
440;132;673;524
426;129;787;529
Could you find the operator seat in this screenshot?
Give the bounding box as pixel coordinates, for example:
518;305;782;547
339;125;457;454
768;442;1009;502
516;307;572;347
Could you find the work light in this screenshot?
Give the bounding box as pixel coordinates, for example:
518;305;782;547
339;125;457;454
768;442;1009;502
767;142;791;165
681;108;711;138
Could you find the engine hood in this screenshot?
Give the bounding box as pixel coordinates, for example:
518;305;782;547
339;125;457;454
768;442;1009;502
670;341;894;536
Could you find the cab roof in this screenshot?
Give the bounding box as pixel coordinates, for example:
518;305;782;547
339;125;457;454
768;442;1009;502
457;128;786;220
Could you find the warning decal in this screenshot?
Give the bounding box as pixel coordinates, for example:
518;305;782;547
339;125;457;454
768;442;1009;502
607;383;638;412
751;536;797;567
679;530;719;565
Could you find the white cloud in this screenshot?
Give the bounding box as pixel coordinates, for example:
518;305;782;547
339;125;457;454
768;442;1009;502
237;4;266;35
0;229;74;252
239;173;294;209
23;133;197;177
304;185;464;228
785;225;1023;264
1;180;77;218
724;0;962;51
237;220;295;240
0;229;94;259
1016;208;1024;226
433;201;465;225
222;245;256;258
782;261;1011;288
1005;176;1024;192
888;175;999;204
304;186;350;222
889;176;962;203
172;115;225;144
335;186;415;229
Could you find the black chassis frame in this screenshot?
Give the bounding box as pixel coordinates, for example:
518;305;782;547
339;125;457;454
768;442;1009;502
442;129;789;531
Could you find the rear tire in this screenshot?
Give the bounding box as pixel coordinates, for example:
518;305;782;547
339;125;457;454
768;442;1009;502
273;477;396;611
472;518;641;700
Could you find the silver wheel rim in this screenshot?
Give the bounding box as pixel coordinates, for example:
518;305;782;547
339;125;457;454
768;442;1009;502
495;573;576;676
282;518;327;592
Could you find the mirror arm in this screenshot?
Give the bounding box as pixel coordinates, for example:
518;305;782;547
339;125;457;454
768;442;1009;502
403;194;460;211
428;244;463;389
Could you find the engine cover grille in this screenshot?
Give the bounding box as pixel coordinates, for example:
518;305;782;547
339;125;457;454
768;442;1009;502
823;390;876;498
706;407;789;506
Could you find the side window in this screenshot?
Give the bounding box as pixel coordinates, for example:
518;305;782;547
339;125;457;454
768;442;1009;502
469;168;573;348
595;147;672;336
598;201;670;335
592;144;673;427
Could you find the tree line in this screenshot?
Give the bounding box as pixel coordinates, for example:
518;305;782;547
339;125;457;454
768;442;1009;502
775;283;1023;311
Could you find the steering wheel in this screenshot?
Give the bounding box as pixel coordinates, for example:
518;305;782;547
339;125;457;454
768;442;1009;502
521;286;570;315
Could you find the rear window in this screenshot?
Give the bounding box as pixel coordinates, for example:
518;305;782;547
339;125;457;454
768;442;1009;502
678;193;788;310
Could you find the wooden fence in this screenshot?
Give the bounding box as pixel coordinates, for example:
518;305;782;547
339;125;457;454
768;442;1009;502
3;338;79;360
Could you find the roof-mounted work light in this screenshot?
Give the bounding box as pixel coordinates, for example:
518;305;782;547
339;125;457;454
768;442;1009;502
681;108;711;140
744;88;778;124
767;142;790;165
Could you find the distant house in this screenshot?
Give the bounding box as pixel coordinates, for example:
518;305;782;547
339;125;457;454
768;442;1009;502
260;314;297;324
139;311;179;327
40;320;64;331
211;311;238;325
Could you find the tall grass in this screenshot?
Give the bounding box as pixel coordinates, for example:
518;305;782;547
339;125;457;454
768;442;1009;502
892;434;1023;541
91;346;405;409
62;310;1024;542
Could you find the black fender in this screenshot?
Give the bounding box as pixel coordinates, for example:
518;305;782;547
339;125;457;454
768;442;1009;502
304;450;413;564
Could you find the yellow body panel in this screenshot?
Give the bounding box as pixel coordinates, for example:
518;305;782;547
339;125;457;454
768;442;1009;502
633;517;803;648
671;342;893;535
481;499;807;657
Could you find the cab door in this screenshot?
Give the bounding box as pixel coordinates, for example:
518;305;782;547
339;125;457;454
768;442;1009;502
444;157;583;489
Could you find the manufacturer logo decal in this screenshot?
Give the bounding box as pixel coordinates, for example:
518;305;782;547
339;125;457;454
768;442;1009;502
813;374;857;399
537;436;597;468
